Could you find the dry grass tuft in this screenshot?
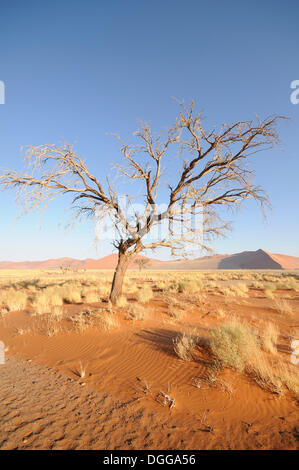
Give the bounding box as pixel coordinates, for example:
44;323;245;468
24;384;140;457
177;280;203;294
230;283;249;297
116;295;128;308
99;314;120;330
219;287;236;297
51;305;64;319
214;307;226;319
264;288;275;300
76;361;87;378
69;311;93;333
168;307;185;320
208;318;298;397
83;291;100;304
136;285;153;303
126;283;139;295
209;318;260;372
127;304;148;321
248;356;284;395
0;289;28;311
273;298;293;315
278;363;299;396
173;330;198;361
60;286;82;304
42;315;63;336
31;295;51;315
251;281;264;289
261;322;279;354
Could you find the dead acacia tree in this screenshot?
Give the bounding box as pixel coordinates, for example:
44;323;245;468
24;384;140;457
0;101;284;303
134;258;151;271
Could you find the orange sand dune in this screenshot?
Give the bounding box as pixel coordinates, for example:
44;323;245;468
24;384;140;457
0;254;160;270
1;249;299;270
265;252;299;270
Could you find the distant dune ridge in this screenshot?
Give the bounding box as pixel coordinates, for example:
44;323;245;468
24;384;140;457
0;249;299;270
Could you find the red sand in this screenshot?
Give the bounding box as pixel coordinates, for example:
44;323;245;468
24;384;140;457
0;285;298;449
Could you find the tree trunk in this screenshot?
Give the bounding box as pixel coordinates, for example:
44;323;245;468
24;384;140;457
109;251;130;304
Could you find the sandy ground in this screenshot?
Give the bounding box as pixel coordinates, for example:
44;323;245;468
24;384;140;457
1;355;298;450
0;355;182;450
0;275;298;450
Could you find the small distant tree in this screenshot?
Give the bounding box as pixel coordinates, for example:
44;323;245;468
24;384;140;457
134;258;151;271
0;101;284;303
60;264;71;275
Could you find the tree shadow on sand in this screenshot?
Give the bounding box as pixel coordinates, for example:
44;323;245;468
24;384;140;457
135;328;178;358
135;327;212;367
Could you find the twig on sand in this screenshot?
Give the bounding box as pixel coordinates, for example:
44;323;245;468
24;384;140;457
156;391;175;410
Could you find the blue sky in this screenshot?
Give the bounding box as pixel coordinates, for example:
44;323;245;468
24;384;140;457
0;0;298;261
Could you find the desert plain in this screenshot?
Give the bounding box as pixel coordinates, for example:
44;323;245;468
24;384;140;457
0;263;298;450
